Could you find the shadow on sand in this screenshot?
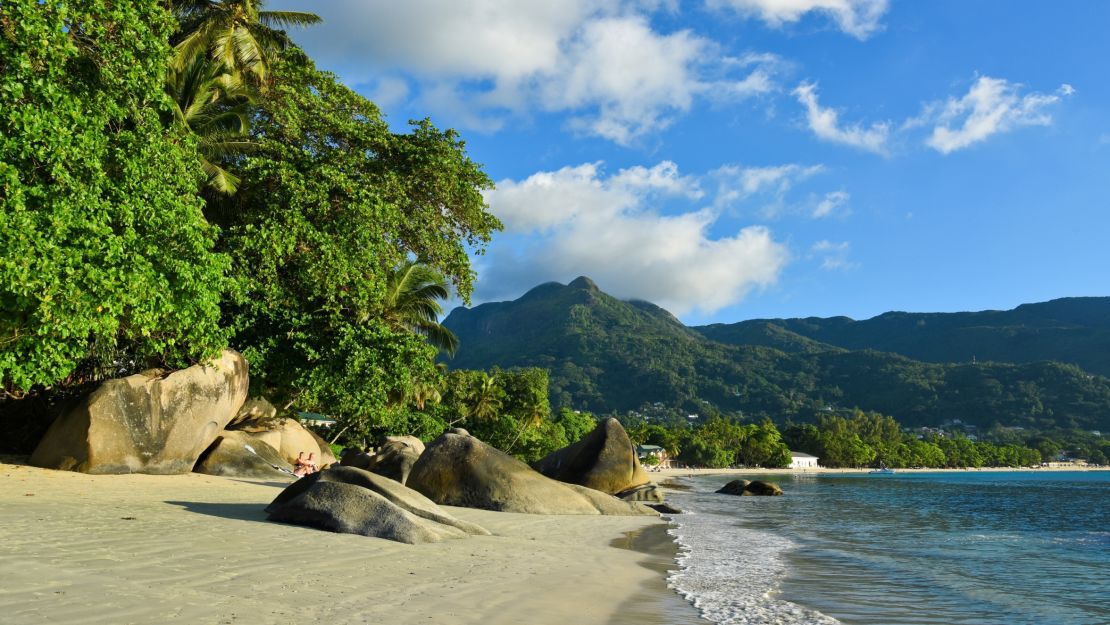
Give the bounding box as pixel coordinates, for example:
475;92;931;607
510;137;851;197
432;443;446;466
166;500;270;523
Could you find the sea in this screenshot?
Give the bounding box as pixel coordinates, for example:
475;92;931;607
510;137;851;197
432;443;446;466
662;471;1110;625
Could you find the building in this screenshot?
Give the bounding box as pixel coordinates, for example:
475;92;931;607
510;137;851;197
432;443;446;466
789;451;819;470
636;444;672;469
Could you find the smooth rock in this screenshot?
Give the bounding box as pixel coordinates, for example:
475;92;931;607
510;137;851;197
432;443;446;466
407;431;655;516
532;418;650;495
29;350;248;474
716;479;782;496
266;466;488;543
234;417;336;467
616;483;664;503
193;430;294;479
362;439;421;484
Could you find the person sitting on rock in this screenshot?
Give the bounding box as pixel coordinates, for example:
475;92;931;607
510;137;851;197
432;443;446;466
293;451;316;477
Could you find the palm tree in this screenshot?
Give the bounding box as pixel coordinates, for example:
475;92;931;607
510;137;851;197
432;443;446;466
380;260;460;355
409;380;443;411
170;0;321;86
466;373;502;421
165;55;254;193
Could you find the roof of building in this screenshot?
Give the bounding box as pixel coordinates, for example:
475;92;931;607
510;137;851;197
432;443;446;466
637;445;664;452
790;451;818;458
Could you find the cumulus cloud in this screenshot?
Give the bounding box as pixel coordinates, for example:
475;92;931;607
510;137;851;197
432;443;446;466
271;1;782;143
793;82;890;154
810;240;856;270
921;76;1072;154
707;0;889;39
480;162;789;316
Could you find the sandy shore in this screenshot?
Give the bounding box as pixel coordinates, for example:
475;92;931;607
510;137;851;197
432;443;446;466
0;459;699;625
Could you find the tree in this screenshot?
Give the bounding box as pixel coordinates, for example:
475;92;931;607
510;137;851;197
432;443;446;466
208;50;498;426
381;260;459;355
165;54;255;193
0;0;228;397
170;0;321;86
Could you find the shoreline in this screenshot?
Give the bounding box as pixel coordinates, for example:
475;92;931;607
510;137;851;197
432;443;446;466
650;465;1108;482
0;458;694;625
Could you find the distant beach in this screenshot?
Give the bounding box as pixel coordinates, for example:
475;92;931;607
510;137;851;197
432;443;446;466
0;458;697;625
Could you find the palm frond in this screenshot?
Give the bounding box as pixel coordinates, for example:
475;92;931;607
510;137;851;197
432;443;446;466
259;10;322;28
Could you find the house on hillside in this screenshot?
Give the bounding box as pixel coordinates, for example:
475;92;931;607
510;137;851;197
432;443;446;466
789;451;819;470
636;444;672;470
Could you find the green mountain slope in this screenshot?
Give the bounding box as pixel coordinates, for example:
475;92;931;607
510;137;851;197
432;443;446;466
696;297;1110;376
444;278;1110;430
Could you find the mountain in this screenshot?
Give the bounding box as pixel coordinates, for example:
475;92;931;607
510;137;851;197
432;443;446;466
443;278;1110;431
695;297;1110;376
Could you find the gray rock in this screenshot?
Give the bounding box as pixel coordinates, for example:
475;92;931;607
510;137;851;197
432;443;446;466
616;483;664;503
716;479;783;496
532;418;650;495
266;466;488;543
228;397;278;428
362;440;421;484
29;350;249;474
407;431;656;516
193;430;294;479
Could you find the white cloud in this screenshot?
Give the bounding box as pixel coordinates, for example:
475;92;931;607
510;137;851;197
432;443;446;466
711;163;825;208
793;83;890;154
272;1;781;143
810;240;856;270
923;76;1072;154
480;162;789;316
708;0;889;39
812;190;849;218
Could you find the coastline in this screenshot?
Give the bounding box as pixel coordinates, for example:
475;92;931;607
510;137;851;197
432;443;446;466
650;464;1108;482
0;458;692;625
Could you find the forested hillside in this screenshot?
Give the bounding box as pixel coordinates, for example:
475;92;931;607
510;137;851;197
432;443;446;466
444;279;1110;430
696;297;1110;376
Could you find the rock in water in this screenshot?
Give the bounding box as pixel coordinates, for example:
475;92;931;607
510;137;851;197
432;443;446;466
193;430;293;479
715;479;751;495
715;479;783;496
407;431;656;516
29;350;248;474
532;417;650;495
266;466;489;543
744;480;784;496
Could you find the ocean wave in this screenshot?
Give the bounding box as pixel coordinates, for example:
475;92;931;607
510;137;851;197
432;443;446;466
665;504;841;625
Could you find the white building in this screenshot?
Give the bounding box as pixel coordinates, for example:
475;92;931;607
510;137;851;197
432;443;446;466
789;451;819;470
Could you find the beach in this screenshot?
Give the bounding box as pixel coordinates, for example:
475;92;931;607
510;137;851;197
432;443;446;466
0;458;698;625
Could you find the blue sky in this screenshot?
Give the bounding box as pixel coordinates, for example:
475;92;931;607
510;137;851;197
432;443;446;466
275;0;1110;325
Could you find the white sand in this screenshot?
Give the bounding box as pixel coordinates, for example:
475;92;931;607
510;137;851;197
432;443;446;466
0;461;691;625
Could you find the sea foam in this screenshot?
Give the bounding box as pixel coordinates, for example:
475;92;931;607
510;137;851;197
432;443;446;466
664;488;840;625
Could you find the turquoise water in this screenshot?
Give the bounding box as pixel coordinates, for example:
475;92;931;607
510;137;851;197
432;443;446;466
665;471;1110;625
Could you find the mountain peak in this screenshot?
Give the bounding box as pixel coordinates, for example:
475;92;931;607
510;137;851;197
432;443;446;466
568;276;599;291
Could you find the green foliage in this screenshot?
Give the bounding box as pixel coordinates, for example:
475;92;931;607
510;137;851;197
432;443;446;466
697;297;1110;378
382;261;459;355
0;0;228;395
204;49;497;430
445;279;1110;431
554;407;598;444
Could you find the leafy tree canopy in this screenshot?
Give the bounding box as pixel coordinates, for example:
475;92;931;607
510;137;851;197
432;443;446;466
0;0;228;396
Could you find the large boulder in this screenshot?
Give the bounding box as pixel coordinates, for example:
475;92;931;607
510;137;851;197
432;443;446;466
407;431;655;516
716;479;783;496
383;435;425;455
228;397;278;428
29;350;249;474
233;417;336;467
532;417;650;495
266;466;489;544
193;430;294;479
363;439;421;484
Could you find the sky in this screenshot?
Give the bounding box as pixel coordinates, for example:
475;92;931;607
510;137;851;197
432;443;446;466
273;0;1110;325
